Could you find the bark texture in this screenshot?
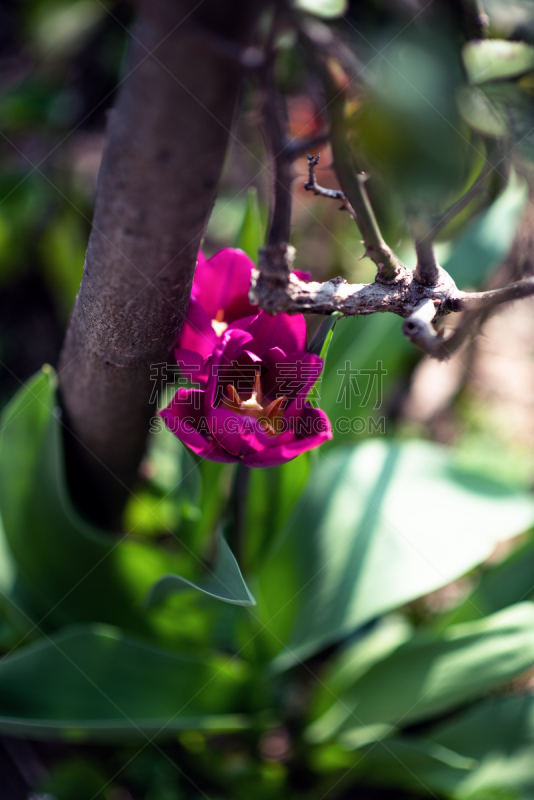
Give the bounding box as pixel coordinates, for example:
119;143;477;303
59;1;262;527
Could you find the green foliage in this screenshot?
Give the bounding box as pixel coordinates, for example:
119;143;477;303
307;312;343;358
357;695;534;799
308;603;534;743
254;439;534;668
442;170;528;288
319;313;415;441
353;29;472;209
235;186;265;263
463;40;534;85
0;624;249;741
5;1;534;796
145;533;256;609
0;368;258;642
293;0;347;19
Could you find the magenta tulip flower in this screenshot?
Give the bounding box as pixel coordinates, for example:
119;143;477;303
178;249;261;361
178;248;310;362
162;311;332;467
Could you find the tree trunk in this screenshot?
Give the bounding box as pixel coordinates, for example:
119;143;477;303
58;0;263;527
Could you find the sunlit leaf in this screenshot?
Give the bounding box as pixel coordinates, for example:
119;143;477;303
255;440;534;668
309;604;534;742
294;0;348;19
308;312;343;358
443;534;534;626
463;39;534;85
456;85;509;137
361;694;534;798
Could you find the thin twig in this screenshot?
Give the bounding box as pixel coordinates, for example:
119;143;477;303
459;276;534;310
304;153;351;206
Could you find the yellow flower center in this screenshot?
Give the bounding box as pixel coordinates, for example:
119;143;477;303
221;371;286;436
211;308;228;337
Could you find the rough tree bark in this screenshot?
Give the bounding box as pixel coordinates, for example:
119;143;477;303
58;0;264;527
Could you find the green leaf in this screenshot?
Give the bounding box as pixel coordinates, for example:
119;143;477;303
145;425;201;520
245;453;310;572
456;85;510;137
318;313;415;441
0;624;249;741
145;533;256;608
307;313;343;411
352;736;478;797
294;0;348;19
307;614;413;732
234;187;264;263
308;313;343;358
364;695;534;798
463;39;534;85
442;169;528;289
425;695;534;798
308;604;534;743
442;534;534;627
255;440;534;668
0;368;231;636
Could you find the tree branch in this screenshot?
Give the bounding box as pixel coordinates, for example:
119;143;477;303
413;229;440;286
300;38;402;282
58;1;264;527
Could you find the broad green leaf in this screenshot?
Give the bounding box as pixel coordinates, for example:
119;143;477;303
0;625;249;741
308;614;413;729
426;695;534;798
363;695;534;798
351;737;477;797
308;603;534;743
442;169;528;289
234;186;264;263
294;0;347;19
255;440;534;668
145;533;256;608
456;85;509;137
0;368;241;636
463;39;534;85
443;534;534;627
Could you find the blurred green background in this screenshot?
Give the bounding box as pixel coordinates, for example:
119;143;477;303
2;1;534;800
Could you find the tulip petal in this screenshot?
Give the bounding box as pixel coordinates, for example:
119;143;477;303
242;406;332;467
160;388;236;463
172;348;207;386
179;297;219;360
261;351;323;403
193;248;256;322
245;311;307;356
